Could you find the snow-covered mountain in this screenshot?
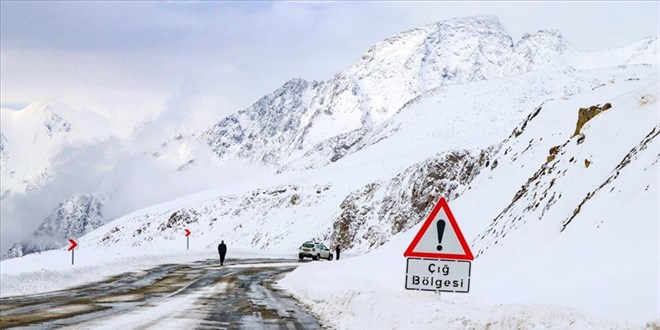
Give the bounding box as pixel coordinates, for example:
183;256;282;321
5;16;658;258
0;101;113;196
38;63;658;324
4;194;105;258
78;65;657;254
4;16;656;245
1;14;658;326
159;16;657;172
0;101;119;255
0;100;221;255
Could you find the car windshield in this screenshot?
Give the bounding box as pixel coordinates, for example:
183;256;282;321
302;243;314;248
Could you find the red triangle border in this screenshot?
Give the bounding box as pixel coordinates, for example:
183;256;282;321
403;197;474;260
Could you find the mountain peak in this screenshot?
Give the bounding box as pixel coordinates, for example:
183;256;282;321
21;99;71;114
282;78;309;89
519;29;568;46
435;15;504;29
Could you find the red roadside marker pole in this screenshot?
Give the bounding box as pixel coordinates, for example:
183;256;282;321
185;229;191;250
68;239;78;265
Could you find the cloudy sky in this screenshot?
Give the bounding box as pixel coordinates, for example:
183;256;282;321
1;1;658;128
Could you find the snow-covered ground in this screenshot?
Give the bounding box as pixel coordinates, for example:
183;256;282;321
0;247;292;297
278;73;660;328
279;252;650;329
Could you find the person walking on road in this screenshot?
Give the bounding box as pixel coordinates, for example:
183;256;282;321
335;245;340;260
218;240;227;266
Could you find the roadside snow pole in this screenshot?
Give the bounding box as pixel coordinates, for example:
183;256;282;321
68;239;78;265
185;229;191;250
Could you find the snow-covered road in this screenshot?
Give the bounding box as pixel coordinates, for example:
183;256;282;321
0;259;321;329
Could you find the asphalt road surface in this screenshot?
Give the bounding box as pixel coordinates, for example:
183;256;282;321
0;259;322;330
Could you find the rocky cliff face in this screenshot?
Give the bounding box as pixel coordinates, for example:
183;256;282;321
198;78;321;164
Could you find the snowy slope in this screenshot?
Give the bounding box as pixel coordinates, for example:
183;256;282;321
468;74;660;323
69;67;646;257
281;67;646;171
279;72;660;326
567;36;659;69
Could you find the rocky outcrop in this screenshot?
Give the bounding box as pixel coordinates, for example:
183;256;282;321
43;113;72;137
200;78;319;163
327;149;492;251
573;103;612;136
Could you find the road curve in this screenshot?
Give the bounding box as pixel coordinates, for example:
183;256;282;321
0;258;322;330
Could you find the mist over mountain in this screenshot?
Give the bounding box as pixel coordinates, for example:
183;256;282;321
5;194;104;258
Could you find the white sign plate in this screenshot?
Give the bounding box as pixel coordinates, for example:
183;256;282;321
405;258;471;293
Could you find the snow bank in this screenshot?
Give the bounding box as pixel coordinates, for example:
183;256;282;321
278;250;645;330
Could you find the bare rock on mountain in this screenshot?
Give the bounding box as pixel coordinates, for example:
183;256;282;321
328;149;492;251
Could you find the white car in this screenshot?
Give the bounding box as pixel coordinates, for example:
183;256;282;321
298;241;333;261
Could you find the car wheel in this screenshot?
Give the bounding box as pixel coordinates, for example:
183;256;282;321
328;254;333;261
299;254;304;260
314;254;320;261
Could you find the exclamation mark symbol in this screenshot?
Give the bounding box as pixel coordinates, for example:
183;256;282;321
436;219;446;251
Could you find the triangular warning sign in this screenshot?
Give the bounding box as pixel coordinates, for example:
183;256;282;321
404;197;474;260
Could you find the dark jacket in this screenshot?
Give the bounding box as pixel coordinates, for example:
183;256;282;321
218;243;227;254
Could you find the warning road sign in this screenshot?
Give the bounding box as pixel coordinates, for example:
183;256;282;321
403;197;474;260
